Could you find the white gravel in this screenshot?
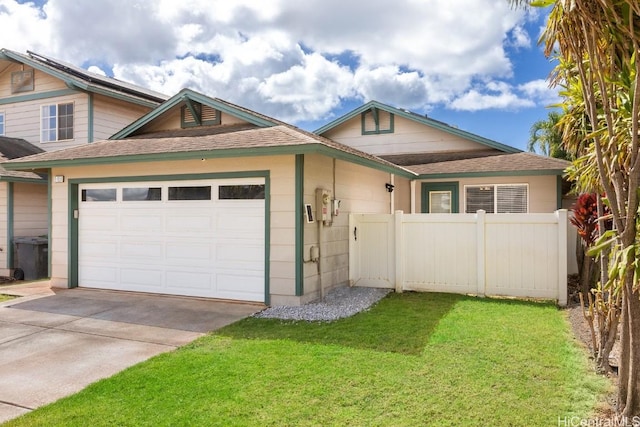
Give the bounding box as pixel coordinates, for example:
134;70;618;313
254;286;392;321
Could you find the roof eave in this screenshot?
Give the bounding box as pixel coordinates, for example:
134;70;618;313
2;144;416;178
417;169;567;179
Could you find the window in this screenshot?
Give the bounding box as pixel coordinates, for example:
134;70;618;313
465;184;528;213
429;191;452;213
11;70;34;94
123;187;161;201
41;102;74;142
219;185;265;200
361;108;394;135
0;112;4;136
82;188;117;202
168;186;211;200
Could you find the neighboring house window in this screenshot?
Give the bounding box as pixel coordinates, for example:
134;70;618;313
11;70;34;93
41;102;74;142
464;184;528;213
361;108;394;135
0;112;4;136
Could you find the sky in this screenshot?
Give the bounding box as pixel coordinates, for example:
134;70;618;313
0;0;560;151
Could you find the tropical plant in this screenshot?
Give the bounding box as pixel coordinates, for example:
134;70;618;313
528;110;572;160
509;0;640;417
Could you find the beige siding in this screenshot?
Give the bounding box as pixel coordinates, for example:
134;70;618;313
139;109;254;134
1;92;89;150
49;156;297;304
417;175;559;213
92;95;152;140
0;183;7;273
301;155;394;303
324;115;489;156
14;182;48;237
0;66;67;98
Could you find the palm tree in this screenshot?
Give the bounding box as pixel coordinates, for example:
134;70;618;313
528;111;571;160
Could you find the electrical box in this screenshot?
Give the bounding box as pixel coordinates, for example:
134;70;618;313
316;188;332;225
332;199;340;217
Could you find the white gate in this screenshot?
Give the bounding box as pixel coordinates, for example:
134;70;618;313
349;210;568;306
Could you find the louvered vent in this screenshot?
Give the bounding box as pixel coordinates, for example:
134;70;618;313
181;102;222;128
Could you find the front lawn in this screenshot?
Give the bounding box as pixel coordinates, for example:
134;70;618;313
7;293;607;426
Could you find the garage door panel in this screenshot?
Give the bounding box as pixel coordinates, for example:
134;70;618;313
120;268;164;288
120;214;163;232
166;271;212;290
79;179;265;302
120;241;163;258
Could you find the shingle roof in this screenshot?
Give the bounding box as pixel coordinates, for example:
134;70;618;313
407;152;570;176
380;149;504;166
0;137;45;181
5;125;413;176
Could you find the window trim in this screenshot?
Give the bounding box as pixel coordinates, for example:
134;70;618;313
463;183;529;214
361;108;394;135
40;101;75;143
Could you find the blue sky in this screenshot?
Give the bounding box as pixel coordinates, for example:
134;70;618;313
1;0;558;151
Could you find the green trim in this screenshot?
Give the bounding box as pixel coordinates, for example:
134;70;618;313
47;171;52;277
0;176;46;184
295;154;304;296
7;183;13;269
182;100;202;127
361;108;394;135
68;171;272;304
69;182;79;287
4;144;416;179
421;182;459;213
417;169;565;179
87;93;94;143
111;89;278;139
315;100;521;154
0;88;78;105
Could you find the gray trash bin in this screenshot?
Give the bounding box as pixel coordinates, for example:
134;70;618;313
14;236;48;280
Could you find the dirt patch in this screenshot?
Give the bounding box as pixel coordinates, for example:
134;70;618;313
0;276;16;286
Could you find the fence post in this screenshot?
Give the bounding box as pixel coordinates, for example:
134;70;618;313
395;210;404;293
476;210;486;298
556;209;568;307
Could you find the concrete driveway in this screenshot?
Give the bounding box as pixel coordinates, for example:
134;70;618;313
0;282;262;423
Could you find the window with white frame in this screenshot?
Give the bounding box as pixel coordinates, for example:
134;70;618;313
41;102;74;142
464;184;528;213
0;112;4;136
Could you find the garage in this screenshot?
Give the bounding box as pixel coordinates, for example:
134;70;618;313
77;178;266;302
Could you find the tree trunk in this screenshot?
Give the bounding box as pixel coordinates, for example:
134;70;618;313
580;254;594;296
619;284;640;417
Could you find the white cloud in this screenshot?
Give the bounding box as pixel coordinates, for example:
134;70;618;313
0;0;549;124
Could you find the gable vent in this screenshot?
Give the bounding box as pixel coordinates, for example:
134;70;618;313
181;102;221;128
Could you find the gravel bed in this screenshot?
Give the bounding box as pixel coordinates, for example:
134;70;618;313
254;286;392;321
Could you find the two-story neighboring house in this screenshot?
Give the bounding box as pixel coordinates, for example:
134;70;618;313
0;49;168;278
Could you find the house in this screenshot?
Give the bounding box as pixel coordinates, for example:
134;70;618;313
315;101;569;215
0;136;46;277
0;49;168;277
0;49;168;151
3;89;415;306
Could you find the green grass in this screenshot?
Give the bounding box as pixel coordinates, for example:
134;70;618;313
0;294;14;302
6;293;607;427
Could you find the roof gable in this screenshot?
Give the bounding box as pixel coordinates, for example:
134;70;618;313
0;49;168;107
314;100;521;154
110;89;281;139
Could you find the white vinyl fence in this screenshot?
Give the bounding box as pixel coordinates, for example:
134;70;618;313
349;210;568;306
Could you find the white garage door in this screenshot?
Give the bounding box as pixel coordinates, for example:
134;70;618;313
78;178;265;302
